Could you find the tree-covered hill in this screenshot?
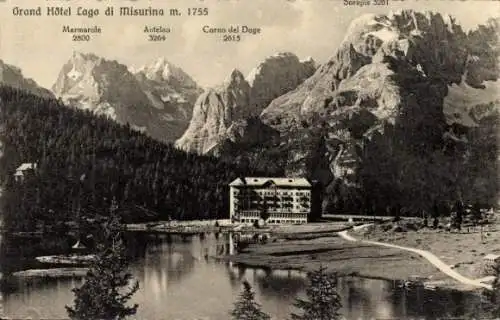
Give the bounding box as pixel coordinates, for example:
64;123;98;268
0;86;283;230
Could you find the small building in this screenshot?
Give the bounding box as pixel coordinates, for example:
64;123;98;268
229;177;313;225
482;254;500;276
14;162;38;182
484;254;500;262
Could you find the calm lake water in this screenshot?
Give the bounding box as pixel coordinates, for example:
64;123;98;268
0;232;486;320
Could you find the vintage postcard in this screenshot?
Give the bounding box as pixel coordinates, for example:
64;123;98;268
0;0;499;319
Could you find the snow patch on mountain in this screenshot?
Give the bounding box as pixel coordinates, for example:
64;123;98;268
67;66;82;81
52;52;202;142
366;28;399;42
253;11;499;214
135;57;199;89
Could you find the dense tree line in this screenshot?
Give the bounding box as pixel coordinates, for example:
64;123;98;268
0;86;283;230
357;107;498;216
317;98;498;216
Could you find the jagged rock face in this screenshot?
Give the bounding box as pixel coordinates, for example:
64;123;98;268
133;58;202;126
261;44;371;132
443;18;499;126
254;10;499;213
52;53;201;142
0;60;54;99
175;70;252;154
247;53;316;110
53;52;146;121
261;11;470;131
134;57;199;89
207;117;280;157
175;52;316;154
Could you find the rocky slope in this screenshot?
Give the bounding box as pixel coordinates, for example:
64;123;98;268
0;60;54;98
175;53;315;154
133;58;203;133
52;52;202;142
251;12;499;213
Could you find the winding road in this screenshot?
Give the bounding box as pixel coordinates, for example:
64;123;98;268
338;225;494;290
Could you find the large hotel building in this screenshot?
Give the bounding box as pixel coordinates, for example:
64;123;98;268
229;177;313;224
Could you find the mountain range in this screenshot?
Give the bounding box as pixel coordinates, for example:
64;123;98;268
175;52;316;155
51;52;203;142
215;11;499;213
0;9;498;214
1;51;316;144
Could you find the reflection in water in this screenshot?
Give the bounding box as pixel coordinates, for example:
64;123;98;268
343;277;372;316
0;232;488;320
253;269;306;299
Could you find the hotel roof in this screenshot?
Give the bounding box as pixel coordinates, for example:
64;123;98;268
14;163;37;175
483;254;500;261
229;177;311;188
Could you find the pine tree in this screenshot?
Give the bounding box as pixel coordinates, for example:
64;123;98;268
487;262;500;318
471;202;482;226
230;281;270;320
66;201;139;320
291;266;342;320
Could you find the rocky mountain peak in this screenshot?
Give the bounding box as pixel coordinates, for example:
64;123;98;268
254;11;499;214
301;56;316;69
339;10;468;81
175;52;316;154
261;9;475;131
224;69;247;87
134;57;199;89
71;50;99;61
52;52;202;142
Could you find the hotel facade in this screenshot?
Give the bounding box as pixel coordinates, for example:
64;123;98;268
229;177;313;224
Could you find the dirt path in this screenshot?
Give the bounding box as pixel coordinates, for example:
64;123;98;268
338;225;493;290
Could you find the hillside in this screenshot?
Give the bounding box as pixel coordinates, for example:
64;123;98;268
175;52;316;155
0;60;54;99
0;86;282;231
230;12;500;215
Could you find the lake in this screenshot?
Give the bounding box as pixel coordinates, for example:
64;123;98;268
0;232;487;320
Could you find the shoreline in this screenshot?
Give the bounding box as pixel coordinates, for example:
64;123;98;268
3;219;497;295
221;230;491;293
2;219;352;236
223;258;456;292
12;268;89;279
223;253;483;293
229;260;487;295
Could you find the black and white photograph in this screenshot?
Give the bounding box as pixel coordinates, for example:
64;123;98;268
0;0;499;319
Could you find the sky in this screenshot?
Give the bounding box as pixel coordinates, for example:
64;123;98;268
0;0;498;89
